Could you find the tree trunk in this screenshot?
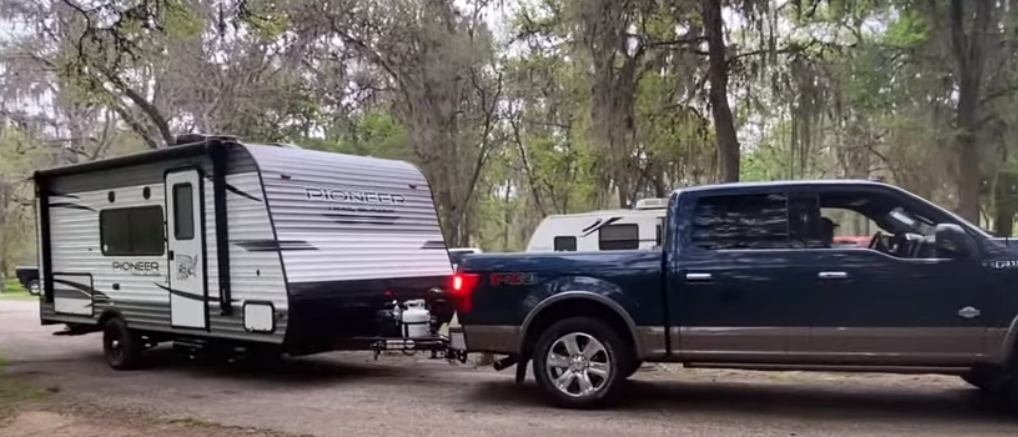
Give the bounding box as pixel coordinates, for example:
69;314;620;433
950;0;992;223
702;0;740;183
994;206;1014;237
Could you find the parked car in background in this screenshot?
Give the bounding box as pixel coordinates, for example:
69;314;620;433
15;266;40;295
832;235;873;248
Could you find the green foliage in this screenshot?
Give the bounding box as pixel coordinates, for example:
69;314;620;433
884;9;929;48
0;126;49;274
163;0;204;40
7;0;1018;249
302;111;411;161
0;279;34;300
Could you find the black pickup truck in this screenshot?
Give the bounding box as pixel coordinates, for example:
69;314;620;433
448;180;1018;408
14;266;40;295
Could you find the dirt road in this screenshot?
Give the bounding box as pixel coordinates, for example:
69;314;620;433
2;299;1017;437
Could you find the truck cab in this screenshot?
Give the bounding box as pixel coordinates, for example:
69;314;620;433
449;180;1018;408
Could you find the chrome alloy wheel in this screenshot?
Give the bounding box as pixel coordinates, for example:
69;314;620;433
544;332;612;397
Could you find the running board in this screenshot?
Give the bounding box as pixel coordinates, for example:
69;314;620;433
684;362;969;374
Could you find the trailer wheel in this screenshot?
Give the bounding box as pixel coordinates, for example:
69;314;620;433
532;317;632;409
102;317;143;370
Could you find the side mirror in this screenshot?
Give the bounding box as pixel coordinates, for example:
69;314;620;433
935;223;975;258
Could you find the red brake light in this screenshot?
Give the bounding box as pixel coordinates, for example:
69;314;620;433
449;273;479;312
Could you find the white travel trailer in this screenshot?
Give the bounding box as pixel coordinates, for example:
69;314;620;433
33;134;456;369
525;198;668;252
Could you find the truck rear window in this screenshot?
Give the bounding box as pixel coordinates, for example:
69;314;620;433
691;193;789;250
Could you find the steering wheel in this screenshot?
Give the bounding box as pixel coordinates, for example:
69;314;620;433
868;231;891;253
868;231;882;250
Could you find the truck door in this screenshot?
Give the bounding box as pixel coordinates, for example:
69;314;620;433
791;189;987;366
164;169;207;330
670;191;813;362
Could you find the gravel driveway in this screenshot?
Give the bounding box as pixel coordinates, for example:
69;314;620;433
2;299;1017;437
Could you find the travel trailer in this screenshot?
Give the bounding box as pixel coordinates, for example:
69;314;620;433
33;134;457;369
525;198;667;252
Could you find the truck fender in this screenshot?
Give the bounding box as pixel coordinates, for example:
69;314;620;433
1003;314;1018;366
519;286;643;358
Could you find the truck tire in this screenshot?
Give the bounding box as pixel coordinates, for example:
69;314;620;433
622;360;644;379
102;317;143;370
532;317;633;409
960;366;1011;396
27;279;40;296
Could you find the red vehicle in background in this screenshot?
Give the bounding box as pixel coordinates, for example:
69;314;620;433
833;235;873;248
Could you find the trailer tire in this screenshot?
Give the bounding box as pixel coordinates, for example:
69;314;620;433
102;317;143;370
532;317;632;409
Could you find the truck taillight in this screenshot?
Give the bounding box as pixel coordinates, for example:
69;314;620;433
449;273;479;312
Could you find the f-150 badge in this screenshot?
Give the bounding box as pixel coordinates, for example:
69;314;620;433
986;259;1018;270
489;272;537;287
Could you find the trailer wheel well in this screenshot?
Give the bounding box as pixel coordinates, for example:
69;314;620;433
520;298;636;359
97;309;123;328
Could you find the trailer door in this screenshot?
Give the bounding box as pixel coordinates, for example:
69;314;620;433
165;169;208;329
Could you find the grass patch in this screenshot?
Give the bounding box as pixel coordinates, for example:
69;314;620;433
0;353;55;418
0;279;35;301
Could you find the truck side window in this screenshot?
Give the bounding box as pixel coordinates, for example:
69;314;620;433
554;236;577;251
691;193;790;250
791;190;947;258
599;224;639;250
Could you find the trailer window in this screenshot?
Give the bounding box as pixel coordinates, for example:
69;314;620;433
554;236;577;251
172;183;194;240
656;218;664;246
599;224;639;250
100;206;165;256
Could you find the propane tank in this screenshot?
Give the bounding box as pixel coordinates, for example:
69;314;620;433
401;299;431;338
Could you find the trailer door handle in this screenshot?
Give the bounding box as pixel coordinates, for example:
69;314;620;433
686;273;712;282
818;271;848;279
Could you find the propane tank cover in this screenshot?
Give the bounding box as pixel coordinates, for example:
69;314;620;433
401;299;431;338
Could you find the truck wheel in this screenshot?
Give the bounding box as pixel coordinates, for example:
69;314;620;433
532;317;632;409
102;317;143;370
960;366;1010;395
27;280;40;296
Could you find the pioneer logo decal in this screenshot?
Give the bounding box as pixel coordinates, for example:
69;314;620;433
304;187;407;205
113;261;162;277
304;186;404;225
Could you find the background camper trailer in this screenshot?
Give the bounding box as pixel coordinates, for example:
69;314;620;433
524;198;668;252
33;134;458;369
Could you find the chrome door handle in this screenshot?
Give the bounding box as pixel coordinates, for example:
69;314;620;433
818;271;848;279
958;306;980;319
686;273;712;281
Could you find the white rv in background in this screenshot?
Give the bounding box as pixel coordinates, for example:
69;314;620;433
33;134;456;369
525;198;668;252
